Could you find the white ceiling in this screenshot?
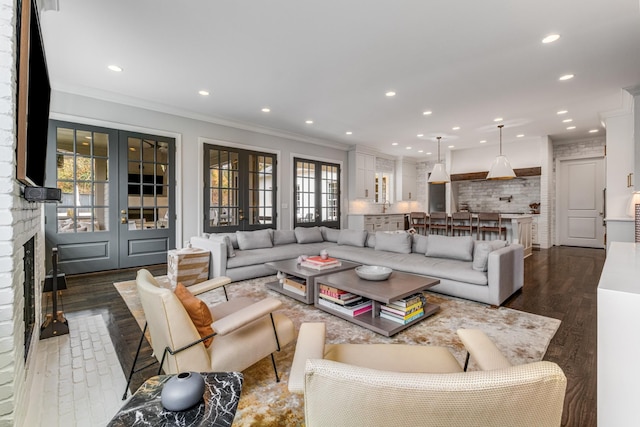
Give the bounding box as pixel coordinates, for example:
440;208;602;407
37;0;640;158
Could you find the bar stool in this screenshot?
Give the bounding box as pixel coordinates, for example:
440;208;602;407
409;212;428;235
476;212;507;240
450;212;473;236
428;212;449;235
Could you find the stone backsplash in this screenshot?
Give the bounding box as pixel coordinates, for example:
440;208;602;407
453;176;541;213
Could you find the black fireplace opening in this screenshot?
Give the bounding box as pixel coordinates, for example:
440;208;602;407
23;237;35;360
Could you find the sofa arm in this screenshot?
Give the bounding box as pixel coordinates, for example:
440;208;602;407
288;323;327;393
487;243;524;305
457;329;512;371
190;236;228;278
212;297;282;335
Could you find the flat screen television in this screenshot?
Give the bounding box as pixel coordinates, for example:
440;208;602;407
16;0;52;188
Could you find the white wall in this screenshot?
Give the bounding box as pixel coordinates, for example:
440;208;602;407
50;92;350;239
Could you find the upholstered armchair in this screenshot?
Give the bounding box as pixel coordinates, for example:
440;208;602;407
290;323;566;427
135;269;295;379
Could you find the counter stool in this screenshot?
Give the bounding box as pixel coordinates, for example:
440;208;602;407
428;212;449;235
476;212;507;240
409;212;428;235
450;212;472;236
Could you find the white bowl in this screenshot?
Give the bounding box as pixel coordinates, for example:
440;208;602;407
355;265;392;281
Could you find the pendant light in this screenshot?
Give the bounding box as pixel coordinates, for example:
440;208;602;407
428;136;450;184
486;124;516;180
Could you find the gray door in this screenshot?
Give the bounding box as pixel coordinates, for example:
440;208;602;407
45;121;175;274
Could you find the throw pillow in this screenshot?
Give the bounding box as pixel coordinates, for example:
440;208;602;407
211;232;239;249
294;226;324;243
320;226;340;243
174;283;215;348
236;229;273;250
425;235;474;261
222;235;236;258
412;234;429;254
337;229;368;247
273;229;297;246
472;240;509;271
365;231;376;248
375;231;412;254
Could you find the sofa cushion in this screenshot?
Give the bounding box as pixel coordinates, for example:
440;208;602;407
425;235;474;261
412;234;429;254
375;231;412;254
295;226;324;244
212;232;239;249
174;283;215;348
274;230;297;246
236;229;273;250
338;229;368;247
222;235;236;258
226;242;337;269
320;227;340;243
473;240;509;271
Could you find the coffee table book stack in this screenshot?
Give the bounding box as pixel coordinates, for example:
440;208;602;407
300;256;342;270
317;284;373;317
379;293;426;325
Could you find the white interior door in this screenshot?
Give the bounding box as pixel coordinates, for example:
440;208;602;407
558;157;605;248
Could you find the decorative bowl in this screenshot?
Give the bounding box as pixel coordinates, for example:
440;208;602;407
355;265;392;281
161;371;205;411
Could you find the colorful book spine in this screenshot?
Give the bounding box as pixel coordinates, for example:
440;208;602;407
318;292;362;305
379;310;424;325
380;303;423;317
317;298;372;317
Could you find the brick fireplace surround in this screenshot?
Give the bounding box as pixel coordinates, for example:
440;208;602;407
0;1;48;424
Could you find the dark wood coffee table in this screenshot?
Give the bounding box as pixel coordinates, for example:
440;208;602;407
314;270;440;336
265;258;359;304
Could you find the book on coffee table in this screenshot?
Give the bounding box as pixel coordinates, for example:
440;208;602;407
301;259;342;270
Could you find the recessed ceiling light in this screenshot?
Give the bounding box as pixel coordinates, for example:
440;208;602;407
559;74;574;81
198;90;210;96
479;140;487;144
567;126;576;130
391;142;398;146
426;152;432;155
108;65;123;72
517;134;525;138
452;126;460;131
557;110;568;115
385;91;396;97
418;150;424;153
589;129;599;133
542;34;560;44
417;134;424;137
261;107;270;112
423;111;432;116
448;145;455;148
494;117;503;122
406;147;412;150
305;120;313;124
562;118;573;123
345;131;353;135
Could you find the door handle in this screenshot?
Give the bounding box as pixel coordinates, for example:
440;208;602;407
238;209;245;221
121;217;127;224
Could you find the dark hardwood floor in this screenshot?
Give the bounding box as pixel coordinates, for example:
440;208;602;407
59;246;604;426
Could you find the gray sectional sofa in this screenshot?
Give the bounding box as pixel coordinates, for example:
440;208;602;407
190;226;524;306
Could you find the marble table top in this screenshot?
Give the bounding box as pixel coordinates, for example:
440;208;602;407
107;372;243;427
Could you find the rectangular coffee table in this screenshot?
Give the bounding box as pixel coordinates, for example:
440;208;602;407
314;270;440;336
265;258;359;304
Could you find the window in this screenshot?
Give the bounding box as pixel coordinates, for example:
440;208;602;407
375;172;393;203
294;158;340;228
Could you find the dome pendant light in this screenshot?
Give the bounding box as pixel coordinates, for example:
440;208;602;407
428;136;450;184
487;125;516;180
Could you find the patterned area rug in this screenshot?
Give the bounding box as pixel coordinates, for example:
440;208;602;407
114;275;561;426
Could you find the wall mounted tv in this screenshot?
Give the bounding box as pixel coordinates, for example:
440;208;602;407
16;0;52;188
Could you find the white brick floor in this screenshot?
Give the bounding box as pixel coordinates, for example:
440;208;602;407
23;315;128;427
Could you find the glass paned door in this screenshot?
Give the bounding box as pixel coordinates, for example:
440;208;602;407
294;158;340;228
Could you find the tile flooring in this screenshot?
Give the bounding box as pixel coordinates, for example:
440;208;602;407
24;315;128;426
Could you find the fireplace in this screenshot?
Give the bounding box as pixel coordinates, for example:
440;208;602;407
23;237;35;360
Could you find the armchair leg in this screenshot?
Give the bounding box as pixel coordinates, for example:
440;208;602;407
464;351;470;372
268;313;282;382
122;322;158;400
270;353;280;382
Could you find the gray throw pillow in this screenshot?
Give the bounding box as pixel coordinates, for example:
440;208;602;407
472;240;508;271
295;226;324;244
366;232;376;248
222;235;236;258
212;232;239;249
337;229;368;247
425;235;474;261
273;230;297;246
375;231;412;254
320;226;340;243
236;229;273;250
412;234;429;254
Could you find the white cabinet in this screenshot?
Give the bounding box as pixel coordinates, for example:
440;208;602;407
349;150;376;199
396;159;417;201
531;216;539;245
348;214;405;232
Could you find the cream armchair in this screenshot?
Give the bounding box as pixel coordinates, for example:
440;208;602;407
135;269;295;380
290;323;566;427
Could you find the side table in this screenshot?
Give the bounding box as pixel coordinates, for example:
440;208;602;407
108;372;243;427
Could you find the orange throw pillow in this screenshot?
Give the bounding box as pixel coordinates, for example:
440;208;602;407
174;283;215;348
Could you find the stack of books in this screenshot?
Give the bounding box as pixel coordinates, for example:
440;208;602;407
317;284;372;317
379;293;426;325
300;255;342;270
282;276;306;296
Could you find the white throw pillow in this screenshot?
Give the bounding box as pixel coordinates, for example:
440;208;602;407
337;229;368;247
236;229;273;250
375;231;412;254
295;226;324;243
472;240;508;271
425;235;474;261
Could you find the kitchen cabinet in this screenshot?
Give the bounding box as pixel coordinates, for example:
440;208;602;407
396;159;417;201
348;214;405;232
531;216;539;245
348;150;376;200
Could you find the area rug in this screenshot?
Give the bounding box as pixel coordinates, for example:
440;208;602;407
114;275;561;426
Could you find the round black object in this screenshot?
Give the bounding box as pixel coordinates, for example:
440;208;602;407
161;372;205;411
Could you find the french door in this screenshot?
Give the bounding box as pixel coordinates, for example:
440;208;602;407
204;144;277;232
293;158;340;229
45;120;175;274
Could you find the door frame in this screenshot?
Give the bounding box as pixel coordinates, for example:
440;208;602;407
555;154;606;248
